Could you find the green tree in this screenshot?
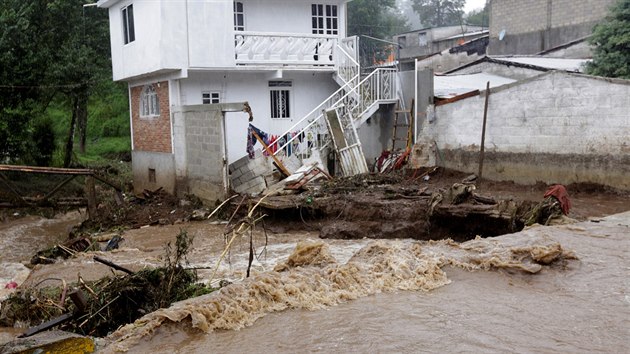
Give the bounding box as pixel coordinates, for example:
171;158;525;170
412;0;465;27
465;1;489;27
348;0;409;67
348;0;409;38
0;0;111;165
586;0;630;79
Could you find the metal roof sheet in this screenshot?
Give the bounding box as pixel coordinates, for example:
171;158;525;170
490;57;589;72
434;73;516;98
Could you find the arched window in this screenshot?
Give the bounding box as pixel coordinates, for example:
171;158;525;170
140;84;160;117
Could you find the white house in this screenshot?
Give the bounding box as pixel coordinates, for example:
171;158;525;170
97;0;400;197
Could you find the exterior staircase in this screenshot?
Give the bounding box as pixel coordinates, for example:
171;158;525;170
272;36;398;176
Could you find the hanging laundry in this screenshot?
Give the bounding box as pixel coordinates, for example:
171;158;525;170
247;124;269;159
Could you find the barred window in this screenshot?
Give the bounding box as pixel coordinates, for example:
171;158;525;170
269;81;292;119
140;84;160;117
234;2;244;31
202;92;220;104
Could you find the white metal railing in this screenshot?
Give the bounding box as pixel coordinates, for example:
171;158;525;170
272;68;397;157
336;36;360;86
235;31;337;66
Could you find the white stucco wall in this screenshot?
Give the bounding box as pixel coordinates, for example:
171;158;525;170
108;0;164;80
104;0;350;79
421;71;630;188
241;0;347;37
178;71;338;163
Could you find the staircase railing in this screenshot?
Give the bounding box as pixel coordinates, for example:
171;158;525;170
272;67;397;158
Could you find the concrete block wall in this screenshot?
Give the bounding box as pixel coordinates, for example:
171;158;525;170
130;81;172;153
489;0;616;55
421;71;630;189
229;150;272;195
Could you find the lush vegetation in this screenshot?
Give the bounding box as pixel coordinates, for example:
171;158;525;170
465;1;489;27
411;0;465;27
586;0;630;79
348;0;409;67
0;0;130;167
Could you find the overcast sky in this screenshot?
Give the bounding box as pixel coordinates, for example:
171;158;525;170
464;0;487;13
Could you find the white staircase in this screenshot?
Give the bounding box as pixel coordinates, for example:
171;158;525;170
271;36;398;176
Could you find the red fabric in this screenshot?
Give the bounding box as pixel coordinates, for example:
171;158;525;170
544;185;571;215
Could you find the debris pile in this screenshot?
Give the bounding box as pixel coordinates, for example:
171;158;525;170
0;231;215;338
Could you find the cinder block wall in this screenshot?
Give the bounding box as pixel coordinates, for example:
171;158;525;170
489;0;617;54
228;151;271;195
422;71;630;190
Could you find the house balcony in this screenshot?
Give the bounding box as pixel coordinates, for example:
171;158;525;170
234;31;338;68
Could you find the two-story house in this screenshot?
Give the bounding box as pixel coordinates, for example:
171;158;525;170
97;0;399;198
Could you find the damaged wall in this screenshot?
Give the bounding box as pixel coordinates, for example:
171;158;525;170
421;71;630;190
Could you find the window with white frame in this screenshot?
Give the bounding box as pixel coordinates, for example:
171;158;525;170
202;92;221;104
311;4;338;35
122;4;135;45
234;2;244;31
140;84;160;117
269;81;291;119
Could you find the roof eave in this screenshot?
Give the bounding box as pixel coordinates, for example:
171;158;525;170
97;0;122;9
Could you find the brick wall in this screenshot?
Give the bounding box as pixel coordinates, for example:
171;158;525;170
421;72;630;189
130;81;172;153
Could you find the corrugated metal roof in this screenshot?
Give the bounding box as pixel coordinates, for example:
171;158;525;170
434;73;516;99
490;57;589;72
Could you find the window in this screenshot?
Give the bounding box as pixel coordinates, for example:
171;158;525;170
234;2;244;31
269;81;291;119
397;36;407;48
140;84;160;117
148;168;156;183
202;92;220;104
418;32;428;47
311;4;338;35
122;4;135;45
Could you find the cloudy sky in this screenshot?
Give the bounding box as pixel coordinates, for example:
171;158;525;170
464;0;487;13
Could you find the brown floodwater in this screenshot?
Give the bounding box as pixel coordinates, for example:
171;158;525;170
1;210;629;353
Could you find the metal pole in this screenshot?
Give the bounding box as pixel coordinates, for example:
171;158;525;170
478;81;490;181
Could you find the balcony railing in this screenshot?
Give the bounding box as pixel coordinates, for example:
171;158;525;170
234;31;337;66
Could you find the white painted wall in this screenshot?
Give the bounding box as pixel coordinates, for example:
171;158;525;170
421;71;630;187
179;71;338;162
242;0;347;37
425;72;630;155
108;0;164;80
103;0;350;80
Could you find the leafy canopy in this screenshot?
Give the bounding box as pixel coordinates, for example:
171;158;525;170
348;0;409;38
412;0;465;27
586;0;630;79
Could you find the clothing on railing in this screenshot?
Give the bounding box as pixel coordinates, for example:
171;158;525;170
247;124;269;159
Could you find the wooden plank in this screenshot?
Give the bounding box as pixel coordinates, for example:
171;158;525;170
434;90;480;106
0;164;93;175
250;129;291;177
478;82;491;182
40;175;77;201
0;173;28;205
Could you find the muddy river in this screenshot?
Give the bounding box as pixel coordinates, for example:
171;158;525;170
1;209;629;353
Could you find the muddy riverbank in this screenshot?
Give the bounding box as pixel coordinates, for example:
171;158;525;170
0;172;628;352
